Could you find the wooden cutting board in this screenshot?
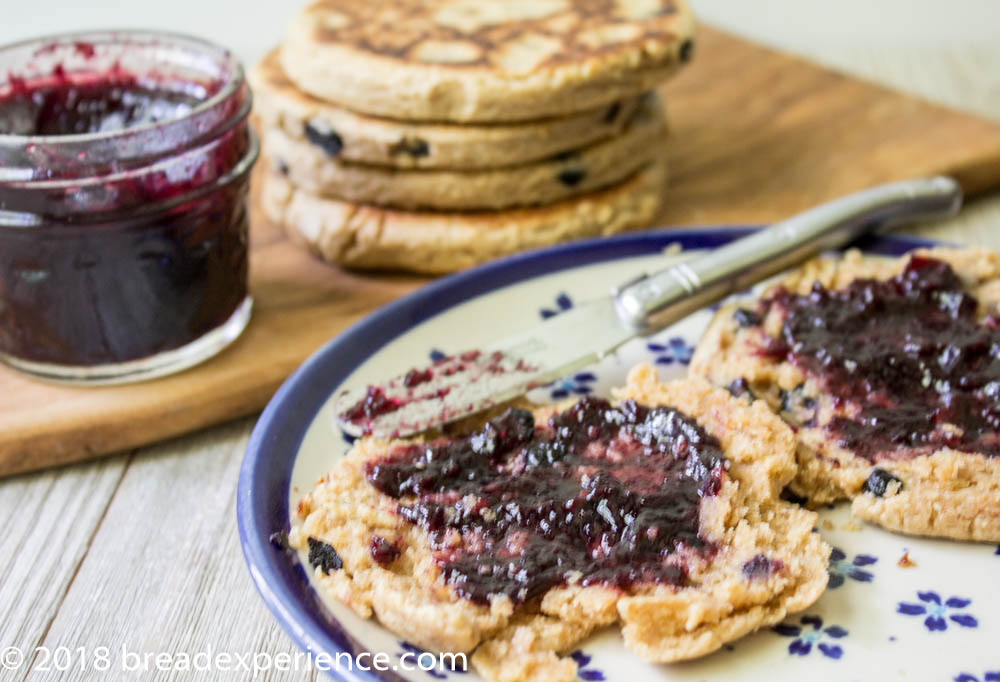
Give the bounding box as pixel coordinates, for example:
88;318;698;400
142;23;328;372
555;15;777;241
4;27;1000;477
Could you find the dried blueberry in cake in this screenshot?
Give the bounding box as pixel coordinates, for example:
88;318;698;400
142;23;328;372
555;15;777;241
303;121;343;156
732;307;762;328
603;100;622;123
307;537;343;573
691;248;1000;542
679;39;695;63
557;168;587;187
289;367;828;682
862;469;903;498
388;136;430;158
726;377;756;400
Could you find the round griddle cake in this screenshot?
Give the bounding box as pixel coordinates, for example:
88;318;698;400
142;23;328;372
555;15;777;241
251;50;644;169
259;93;665;210
280;0;695;122
288;369;828;680
258;155;666;274
690;248;1000;542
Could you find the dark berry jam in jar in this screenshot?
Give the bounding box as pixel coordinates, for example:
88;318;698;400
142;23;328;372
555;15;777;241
0;31;258;384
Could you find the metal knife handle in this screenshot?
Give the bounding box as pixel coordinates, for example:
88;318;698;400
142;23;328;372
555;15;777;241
613;176;962;331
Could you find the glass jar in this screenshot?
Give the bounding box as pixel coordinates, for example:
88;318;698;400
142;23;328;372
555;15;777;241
0;30;258;384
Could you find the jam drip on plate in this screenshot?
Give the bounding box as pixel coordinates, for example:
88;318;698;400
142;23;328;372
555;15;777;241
365;397;727;605
761;256;1000;460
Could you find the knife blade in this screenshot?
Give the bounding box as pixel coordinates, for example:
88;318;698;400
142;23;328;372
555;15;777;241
333;176;962;439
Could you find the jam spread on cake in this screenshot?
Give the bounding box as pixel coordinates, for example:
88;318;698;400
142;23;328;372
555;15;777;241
369;536;401;565
365;397;727;605
758;256;1000;461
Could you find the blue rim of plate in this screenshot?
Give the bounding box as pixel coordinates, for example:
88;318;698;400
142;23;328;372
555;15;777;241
237;226;940;682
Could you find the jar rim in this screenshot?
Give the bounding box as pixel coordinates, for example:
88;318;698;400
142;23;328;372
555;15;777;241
0;28;245;147
0;129;259;229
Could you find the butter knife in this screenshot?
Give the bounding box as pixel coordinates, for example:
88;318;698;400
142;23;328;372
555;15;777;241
334;176;962;438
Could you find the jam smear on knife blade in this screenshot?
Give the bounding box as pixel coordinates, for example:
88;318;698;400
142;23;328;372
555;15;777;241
338;350;535;436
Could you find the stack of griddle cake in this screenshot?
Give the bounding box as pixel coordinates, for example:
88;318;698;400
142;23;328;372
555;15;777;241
252;0;695;273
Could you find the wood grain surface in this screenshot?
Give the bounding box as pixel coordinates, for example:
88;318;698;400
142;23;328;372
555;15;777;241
4;27;1000;477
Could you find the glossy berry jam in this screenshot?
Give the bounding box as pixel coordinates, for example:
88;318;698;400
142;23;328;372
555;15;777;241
340;386;404;425
0;72;202;136
0;182;249;365
0;32;256;378
369;536;401;565
761;257;1000;461
365;397;727;605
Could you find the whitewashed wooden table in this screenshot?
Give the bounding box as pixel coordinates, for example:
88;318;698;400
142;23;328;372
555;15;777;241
2;5;999;681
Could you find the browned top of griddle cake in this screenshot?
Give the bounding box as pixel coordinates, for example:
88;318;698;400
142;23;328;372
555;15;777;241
300;0;693;74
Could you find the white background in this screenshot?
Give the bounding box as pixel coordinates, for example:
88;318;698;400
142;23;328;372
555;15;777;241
4;0;1000;59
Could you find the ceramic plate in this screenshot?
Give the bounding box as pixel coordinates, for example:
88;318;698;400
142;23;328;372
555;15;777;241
238;227;999;682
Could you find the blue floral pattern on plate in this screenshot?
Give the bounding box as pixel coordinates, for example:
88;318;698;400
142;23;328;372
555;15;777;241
540;292;574;319
549;372;597;399
827;547;877;588
645;337;694;365
954;672;1000;682
570;650;605;681
773;615;847;659
897;592;978;631
244;230;999;682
